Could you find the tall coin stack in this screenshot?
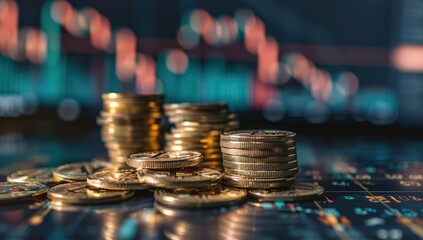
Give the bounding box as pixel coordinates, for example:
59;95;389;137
98;93;164;163
220;130;298;189
164;103;239;171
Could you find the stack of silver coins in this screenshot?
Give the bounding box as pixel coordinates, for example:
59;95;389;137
98;93;164;163
220;130;298;189
164;103;239;171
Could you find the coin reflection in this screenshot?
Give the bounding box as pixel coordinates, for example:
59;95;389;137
154;203;228;240
219;202;308;239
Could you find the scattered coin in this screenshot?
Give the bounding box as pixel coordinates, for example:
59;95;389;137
87;169;149;190
7;168;55;185
53;162;103;182
0;182;48;204
137;167;222;189
154;185;247;208
47;182;134;205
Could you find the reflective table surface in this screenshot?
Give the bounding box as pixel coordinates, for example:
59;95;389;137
0;131;422;240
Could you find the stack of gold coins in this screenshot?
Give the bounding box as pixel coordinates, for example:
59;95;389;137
98;93;164;163
220;130;298;189
164;103;239;171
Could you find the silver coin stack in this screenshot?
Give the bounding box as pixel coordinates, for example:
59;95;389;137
220;130;298;189
164;103;239;171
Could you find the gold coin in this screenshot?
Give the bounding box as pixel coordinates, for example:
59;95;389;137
97;116;162;126
222;160;298;171
47;182;134;204
103;100;162;108
221;130;296;142
100;111;163;120
102;93;163;102
175;120;239;128
87;169;149;190
154;185;246;208
137;167;222;189
165;145;220;152
224;167;298;178
168;114;236;124
175;125;237;132
7;168;55;185
169;129;221;137
222;154;296;163
164;103;227;111
105;142;162;150
53;162;103;182
165;142;219;149
220;147;296;157
104;107;163;115
248;182;325;202
0;182;48;204
101;123;162;131
219;140;295;149
108;155;129;163
222;174;295;189
101;132;164;141
127;151;203;169
165;135;219;143
101;128;163;136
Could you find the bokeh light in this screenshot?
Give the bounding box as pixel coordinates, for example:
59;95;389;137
234;9;255;34
189;9;212;35
57;98;80;122
263;96;286;122
305;100;330;124
336;72;359;97
177;25;200;49
244;16;265;54
166;49;189;75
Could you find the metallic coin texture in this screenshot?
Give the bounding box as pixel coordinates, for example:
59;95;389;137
220;130;296;142
7;168;55;184
137;167;222;189
87;169;149;190
0;182;48;204
220;147;296;157
224;168;299;179
222;160;298;171
221;154;297;163
47;182;134;204
127;151;203;169
53;162;103;182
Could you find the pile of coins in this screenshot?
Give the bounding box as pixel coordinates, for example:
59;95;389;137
220;130;298;189
127;151;247;208
164;103;239;171
98;93;164;163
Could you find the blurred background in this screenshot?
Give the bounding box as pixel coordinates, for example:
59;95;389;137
0;0;422;131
